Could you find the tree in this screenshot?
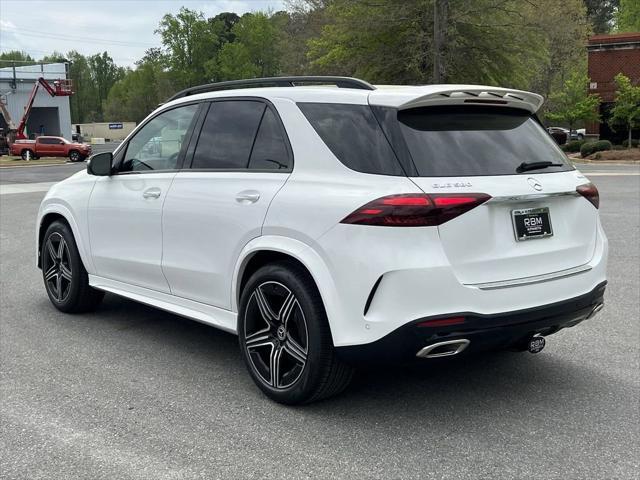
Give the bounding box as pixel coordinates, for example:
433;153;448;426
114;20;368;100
608;73;640;148
156;7;224;88
88;52;125;121
584;0;619;34
0;50;36;68
616;0;640;32
546;72;600;135
215;13;282;81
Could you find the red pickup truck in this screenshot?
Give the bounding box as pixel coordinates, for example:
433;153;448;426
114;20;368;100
10;136;92;162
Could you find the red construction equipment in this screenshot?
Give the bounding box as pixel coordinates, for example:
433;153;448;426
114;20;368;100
14;77;73;140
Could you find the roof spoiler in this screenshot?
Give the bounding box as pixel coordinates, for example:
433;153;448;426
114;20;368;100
371;87;544;113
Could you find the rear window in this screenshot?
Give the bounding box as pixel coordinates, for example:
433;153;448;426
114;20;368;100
298;103;404;176
396;106;573;176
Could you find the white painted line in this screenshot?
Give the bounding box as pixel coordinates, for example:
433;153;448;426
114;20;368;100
0;182;56;195
585;172;640;176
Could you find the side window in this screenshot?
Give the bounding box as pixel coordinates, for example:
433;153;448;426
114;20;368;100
298;102;404;176
119;104;198;173
192;101;265;170
248;108;290;170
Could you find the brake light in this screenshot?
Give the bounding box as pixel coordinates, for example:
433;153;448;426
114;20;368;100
576;183;599;209
340;193;491;226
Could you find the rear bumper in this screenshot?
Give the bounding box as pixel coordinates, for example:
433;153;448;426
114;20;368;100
336;281;607;364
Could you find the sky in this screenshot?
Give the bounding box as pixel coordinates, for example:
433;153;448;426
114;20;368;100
0;0;286;67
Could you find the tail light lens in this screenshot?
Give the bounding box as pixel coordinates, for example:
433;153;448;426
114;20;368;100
341;193;491;226
576;183;599;209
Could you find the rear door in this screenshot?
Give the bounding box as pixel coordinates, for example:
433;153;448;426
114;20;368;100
36;137;54;156
162;99;292;308
385;105;598;285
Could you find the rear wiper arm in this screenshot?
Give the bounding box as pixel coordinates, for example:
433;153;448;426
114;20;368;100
516;161;564;173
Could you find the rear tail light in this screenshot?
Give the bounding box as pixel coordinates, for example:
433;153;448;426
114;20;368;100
576;183;599;209
341;193;491;226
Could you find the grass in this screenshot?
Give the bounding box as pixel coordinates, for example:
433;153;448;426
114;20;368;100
0;156;69;167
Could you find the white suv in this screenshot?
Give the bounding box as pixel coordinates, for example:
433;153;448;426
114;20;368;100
37;76;608;404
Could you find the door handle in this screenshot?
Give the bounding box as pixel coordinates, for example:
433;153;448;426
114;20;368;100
142;187;161;199
235;190;260;204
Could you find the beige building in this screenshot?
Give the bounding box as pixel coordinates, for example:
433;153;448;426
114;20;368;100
73;121;136;142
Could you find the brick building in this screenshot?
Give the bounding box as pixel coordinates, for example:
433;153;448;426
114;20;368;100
587;32;640;142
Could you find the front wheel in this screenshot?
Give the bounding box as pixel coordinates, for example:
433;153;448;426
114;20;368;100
41;220;104;313
238;261;354;404
68;150;81;162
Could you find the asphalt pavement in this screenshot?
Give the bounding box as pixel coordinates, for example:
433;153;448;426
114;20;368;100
0;162;638;479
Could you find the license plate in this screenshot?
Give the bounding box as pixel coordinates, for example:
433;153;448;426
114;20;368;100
512;207;553;241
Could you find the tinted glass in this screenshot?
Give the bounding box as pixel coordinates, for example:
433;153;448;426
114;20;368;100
298;103;404;176
248;108;290;170
397;106;572;176
39;137;59;145
120;104;198;172
192;101;265;169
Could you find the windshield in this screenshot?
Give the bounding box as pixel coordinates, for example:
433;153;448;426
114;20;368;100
395;106;573;177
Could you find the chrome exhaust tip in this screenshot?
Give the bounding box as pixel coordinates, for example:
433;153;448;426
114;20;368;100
416;339;470;359
587;302;604;320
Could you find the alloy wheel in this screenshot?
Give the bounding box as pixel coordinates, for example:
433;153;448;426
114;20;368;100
43;232;73;302
243;281;309;389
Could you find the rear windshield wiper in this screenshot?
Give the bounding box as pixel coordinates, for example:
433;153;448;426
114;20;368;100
516;161;564;173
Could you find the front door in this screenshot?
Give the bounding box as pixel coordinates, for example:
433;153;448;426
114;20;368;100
87;103;200;292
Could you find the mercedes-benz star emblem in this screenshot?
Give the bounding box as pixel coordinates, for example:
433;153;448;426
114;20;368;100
527;177;543;191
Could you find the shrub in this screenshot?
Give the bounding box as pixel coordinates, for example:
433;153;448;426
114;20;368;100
581;140;613;158
621;139;639;148
561;140;585;153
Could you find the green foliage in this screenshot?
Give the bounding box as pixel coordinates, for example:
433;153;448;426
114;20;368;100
561;140;586;153
546;72;600;132
622;139;639;148
0;50;35;64
581;140;613;157
584;0;619;33
214;13;281;81
608;73;640;147
617;0;640;31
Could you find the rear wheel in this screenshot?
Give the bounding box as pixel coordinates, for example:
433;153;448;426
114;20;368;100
41;220;104;313
238;261;354;404
21;149;34;161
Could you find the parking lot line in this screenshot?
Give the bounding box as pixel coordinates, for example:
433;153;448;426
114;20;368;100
0;182;56;195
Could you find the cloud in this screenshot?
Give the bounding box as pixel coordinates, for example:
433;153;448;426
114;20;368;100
0;0;285;66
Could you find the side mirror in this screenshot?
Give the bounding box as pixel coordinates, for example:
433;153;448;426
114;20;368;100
87;152;113;176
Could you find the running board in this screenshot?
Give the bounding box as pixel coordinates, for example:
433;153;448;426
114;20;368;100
465;264;593;290
88;275;237;333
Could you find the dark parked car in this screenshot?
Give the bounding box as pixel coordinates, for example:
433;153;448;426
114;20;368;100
547;127;568;145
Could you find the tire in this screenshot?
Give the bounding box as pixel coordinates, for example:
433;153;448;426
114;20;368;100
68;150;80;162
238;260;354;404
41;220;104;313
578;134;584;140
21;149;34;161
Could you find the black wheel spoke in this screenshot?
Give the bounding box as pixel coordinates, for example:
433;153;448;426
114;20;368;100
44;265;58;282
60;263;72;281
245;332;274;350
270;345;283;388
56;273;63;301
46;239;58;261
284;333;307;366
279;292;296;328
254;286;278;327
57;238;66;260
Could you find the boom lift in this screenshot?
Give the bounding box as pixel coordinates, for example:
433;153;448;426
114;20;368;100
14;77;73;140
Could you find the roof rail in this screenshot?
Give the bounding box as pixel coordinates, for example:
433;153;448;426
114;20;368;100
167;76;375;102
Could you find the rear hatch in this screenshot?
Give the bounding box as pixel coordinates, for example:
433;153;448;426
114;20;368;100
374;102;598;285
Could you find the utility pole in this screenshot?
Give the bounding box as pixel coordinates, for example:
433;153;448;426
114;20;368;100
433;0;448;83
